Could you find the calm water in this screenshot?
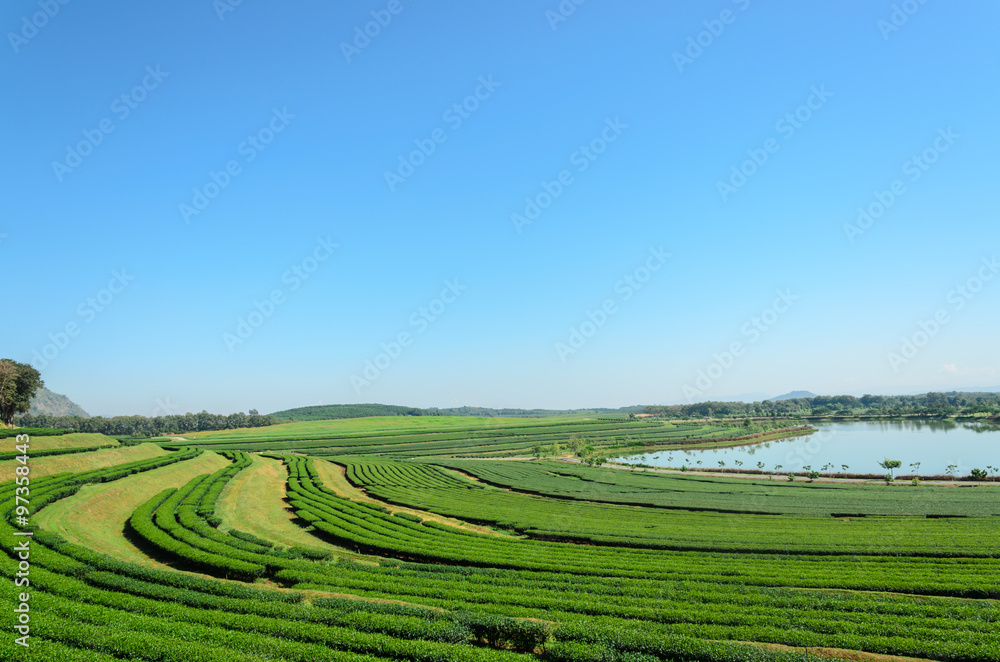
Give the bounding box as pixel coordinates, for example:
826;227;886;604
621;420;1000;476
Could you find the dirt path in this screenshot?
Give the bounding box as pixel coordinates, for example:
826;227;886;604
739;640;933;662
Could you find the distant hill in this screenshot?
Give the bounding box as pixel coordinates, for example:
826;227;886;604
270;403;440;421
271;403;647;421
769;390;817;401
28;386;89;417
429;405;646;418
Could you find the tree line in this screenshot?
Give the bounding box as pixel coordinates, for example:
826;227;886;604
645;392;1000;419
14;410;277;437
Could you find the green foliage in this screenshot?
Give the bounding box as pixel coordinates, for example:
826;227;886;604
878;459;902;476
14;410;278;436
271;402;443;421
5;421;1000;662
0;426;73;438
643;391;1000;419
0;358;43;426
454;611;551;651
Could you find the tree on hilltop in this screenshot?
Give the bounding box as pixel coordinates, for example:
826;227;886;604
0;359;44;426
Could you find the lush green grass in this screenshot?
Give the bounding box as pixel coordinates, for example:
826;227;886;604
429;459;1000;516
0;441;166;479
212;453;360;557
19;432;119;451
172;416;565;442
334;458;1000;556
6;416;1000;661
161;417;757;459
34;449;230;568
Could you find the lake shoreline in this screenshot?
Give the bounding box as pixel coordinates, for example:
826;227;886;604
615;419;1000;477
598;460;1000;485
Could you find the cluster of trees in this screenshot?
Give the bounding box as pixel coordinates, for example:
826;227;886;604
645;392;1000;419
14;410;277;437
532;435;609;465
0;360;43;426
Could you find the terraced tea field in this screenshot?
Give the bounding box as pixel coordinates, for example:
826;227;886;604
158;416;763;458
5;417;1000;661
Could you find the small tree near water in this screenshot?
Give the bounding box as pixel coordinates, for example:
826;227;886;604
878;459;902;477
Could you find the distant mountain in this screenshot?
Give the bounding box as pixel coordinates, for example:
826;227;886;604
28;387;89;417
769;390;817;401
271;403;647;421
270;403;440;421
429;405;646;418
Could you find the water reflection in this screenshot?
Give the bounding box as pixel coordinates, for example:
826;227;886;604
621;419;1000;475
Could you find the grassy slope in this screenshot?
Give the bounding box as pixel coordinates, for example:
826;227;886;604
173;415;578;442
435;459;1000;517
213;454;352;555
35;450;229;567
13;432;118;451
0;442;165;479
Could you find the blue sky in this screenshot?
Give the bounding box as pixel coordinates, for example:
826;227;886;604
3;1;999;416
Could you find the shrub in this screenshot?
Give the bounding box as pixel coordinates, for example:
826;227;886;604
454;611;552;652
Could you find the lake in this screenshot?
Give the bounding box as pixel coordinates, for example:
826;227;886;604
620;419;1000;476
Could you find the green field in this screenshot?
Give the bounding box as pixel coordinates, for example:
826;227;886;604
5;417;1000;661
161;415;793;459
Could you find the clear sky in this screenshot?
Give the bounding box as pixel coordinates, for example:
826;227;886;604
3;1;999;416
